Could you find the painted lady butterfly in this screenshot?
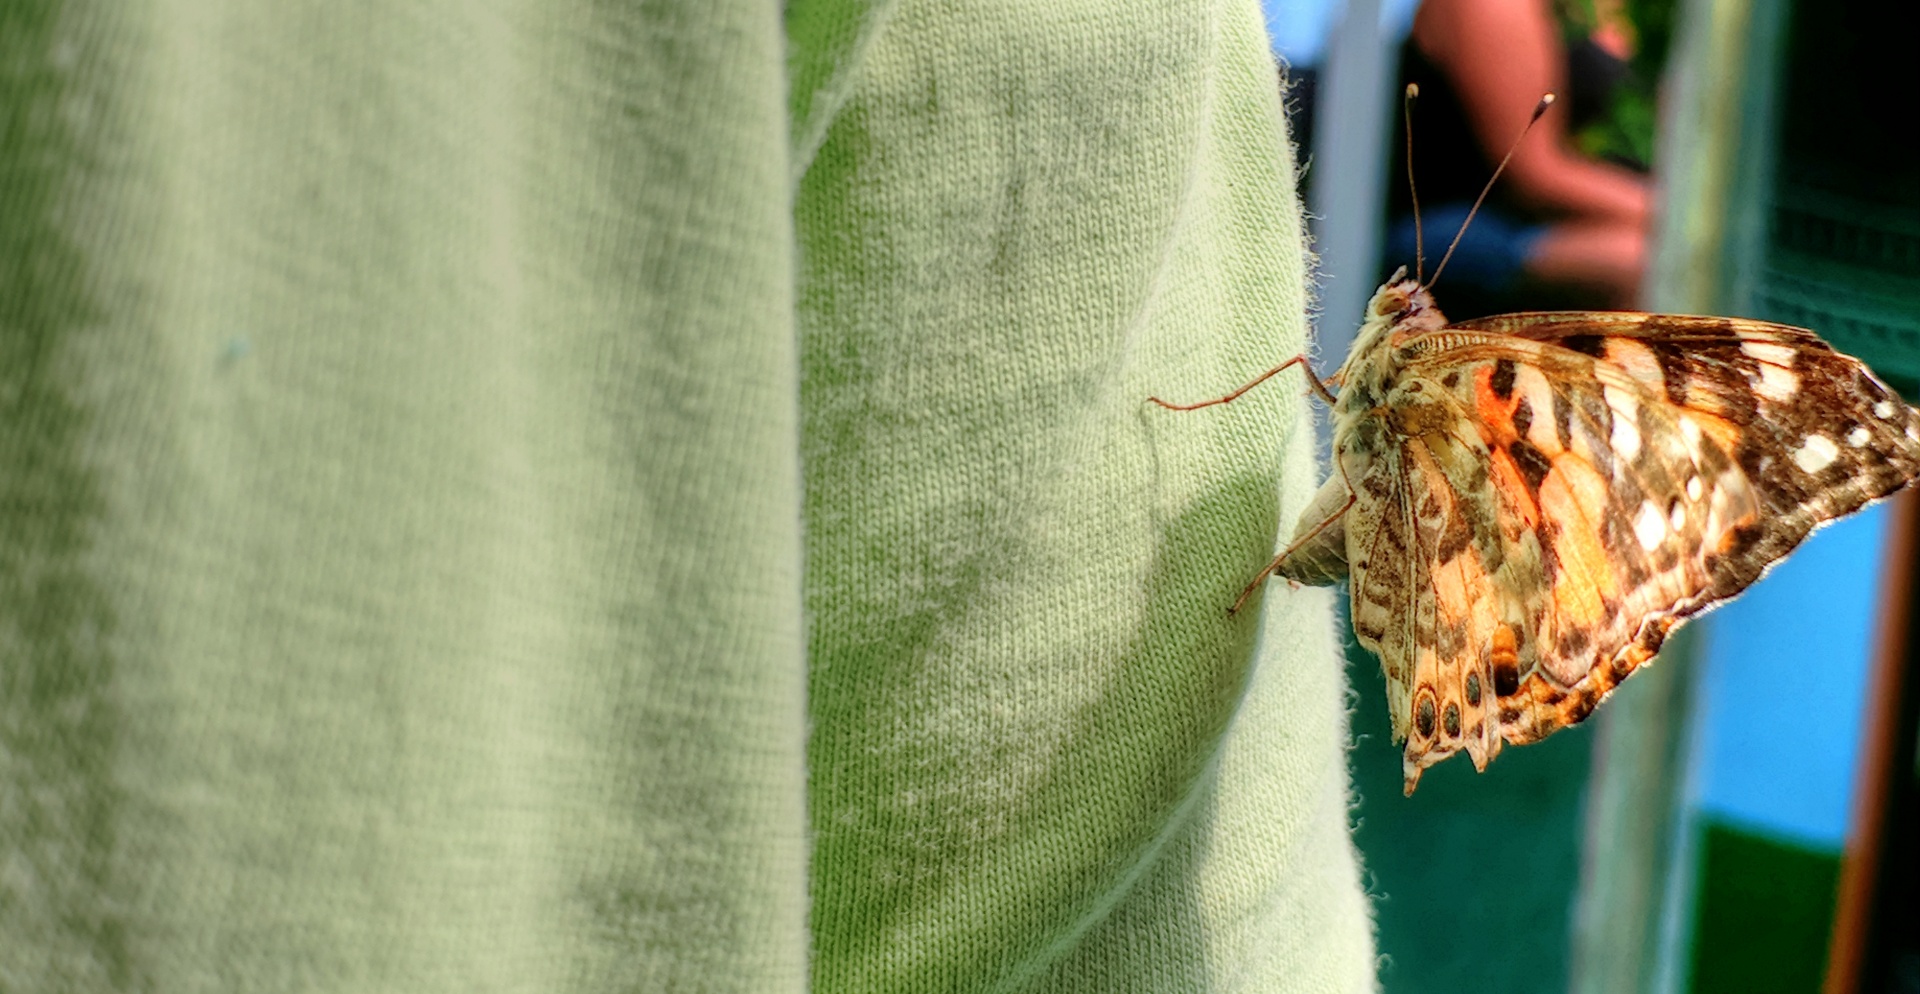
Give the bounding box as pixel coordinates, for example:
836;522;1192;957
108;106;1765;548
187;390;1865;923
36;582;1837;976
1156;99;1920;793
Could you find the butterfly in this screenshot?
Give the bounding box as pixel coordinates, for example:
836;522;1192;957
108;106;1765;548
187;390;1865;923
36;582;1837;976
1153;96;1920;794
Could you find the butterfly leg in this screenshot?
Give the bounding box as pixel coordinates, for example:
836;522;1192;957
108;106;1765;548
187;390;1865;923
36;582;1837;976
1230;488;1357;615
1149;354;1336;410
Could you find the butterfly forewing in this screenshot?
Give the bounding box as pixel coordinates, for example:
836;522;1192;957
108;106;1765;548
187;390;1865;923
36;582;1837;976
1455;312;1920;595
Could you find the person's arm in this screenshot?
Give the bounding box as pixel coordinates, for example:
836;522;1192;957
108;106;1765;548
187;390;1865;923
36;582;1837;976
1412;0;1649;226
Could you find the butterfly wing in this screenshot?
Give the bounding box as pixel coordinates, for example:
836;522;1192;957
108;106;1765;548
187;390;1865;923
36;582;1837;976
1329;375;1521;784
1346;313;1920;791
1354;427;1509;779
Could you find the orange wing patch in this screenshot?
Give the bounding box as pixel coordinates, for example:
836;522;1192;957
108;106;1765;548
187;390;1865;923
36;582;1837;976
1536;452;1616;631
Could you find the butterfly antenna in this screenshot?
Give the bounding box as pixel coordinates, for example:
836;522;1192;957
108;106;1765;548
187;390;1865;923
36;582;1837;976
1428;93;1556;289
1404;83;1425;284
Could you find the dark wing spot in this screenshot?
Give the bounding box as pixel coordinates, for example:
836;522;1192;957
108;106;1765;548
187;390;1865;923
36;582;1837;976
1493;658;1521;697
1416;695;1437;738
1436;508;1474;563
1443;703;1462;737
1513;398;1534;439
1708;523;1770;593
1443;371;1461;389
1465;672;1483;706
1598;513;1631;561
1718;357;1761;423
1651;341;1691;404
1438;620;1469;658
1639;621;1668;656
1725;522;1764;556
1558;626;1592;657
1582;393;1612;479
1618;544;1650;589
1536;522;1562;583
1491;359;1517;400
1563;335;1608;357
1510;439;1553;497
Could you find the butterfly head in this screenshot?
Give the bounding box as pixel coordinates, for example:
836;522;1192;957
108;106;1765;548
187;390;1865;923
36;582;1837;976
1340;269;1448;388
1368;266;1447;323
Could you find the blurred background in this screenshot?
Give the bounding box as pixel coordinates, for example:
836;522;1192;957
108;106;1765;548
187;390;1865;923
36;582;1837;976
1260;0;1920;989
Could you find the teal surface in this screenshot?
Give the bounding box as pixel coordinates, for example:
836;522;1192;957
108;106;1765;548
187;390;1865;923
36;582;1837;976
1347;637;1590;993
1687;819;1841;994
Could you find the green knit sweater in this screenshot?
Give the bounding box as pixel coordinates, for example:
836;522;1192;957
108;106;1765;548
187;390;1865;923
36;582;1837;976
0;1;1371;990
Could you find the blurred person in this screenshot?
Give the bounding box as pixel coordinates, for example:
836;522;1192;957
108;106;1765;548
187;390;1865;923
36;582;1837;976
1386;0;1652;314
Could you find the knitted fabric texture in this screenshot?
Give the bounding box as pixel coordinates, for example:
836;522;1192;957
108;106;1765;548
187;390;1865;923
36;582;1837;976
0;0;1370;990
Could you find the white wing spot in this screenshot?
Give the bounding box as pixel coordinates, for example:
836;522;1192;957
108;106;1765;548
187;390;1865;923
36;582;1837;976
1669;501;1686;530
1875;400;1897;419
1605;339;1666;391
1793;434;1840;473
1678;416;1703;454
1686;476;1703;501
1752;363;1799;402
1634;501;1666;551
1513;364;1559;451
1605;386;1641;461
1847;426;1872;447
1741;339;1797;366
1611;416;1642;463
1603;385;1637;421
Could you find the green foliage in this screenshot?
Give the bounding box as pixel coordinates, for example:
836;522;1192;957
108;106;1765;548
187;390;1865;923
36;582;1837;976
1573;85;1658;169
1557;0;1678;170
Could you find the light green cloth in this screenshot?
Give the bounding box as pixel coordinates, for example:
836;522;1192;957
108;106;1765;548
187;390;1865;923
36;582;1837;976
0;1;1371;990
